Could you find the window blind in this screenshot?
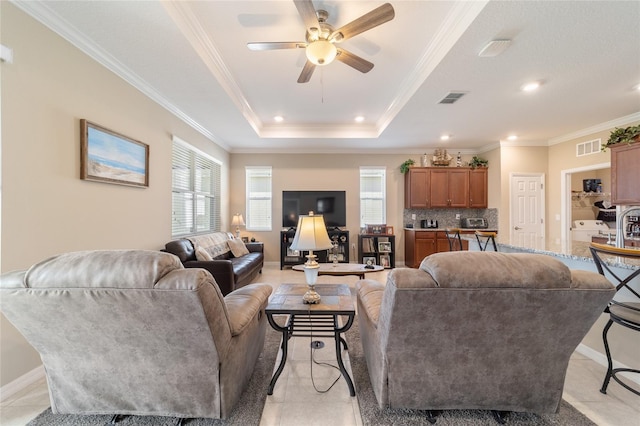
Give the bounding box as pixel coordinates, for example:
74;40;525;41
360;167;386;227
246;167;272;231
172;139;221;237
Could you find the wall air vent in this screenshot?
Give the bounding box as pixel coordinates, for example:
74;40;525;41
439;92;467;104
576;138;602;157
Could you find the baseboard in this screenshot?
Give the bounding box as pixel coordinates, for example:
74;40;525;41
0;365;45;402
576;343;640;386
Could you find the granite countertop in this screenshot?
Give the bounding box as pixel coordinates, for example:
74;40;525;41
404;228;499;232
460;234;640;270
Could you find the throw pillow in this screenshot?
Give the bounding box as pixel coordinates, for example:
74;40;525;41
195;246;213;261
228;238;250;257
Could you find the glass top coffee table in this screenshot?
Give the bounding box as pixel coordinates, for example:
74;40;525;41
291;262;384;279
265;283;356;396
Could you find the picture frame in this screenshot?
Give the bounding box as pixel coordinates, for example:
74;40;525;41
378;241;392;252
241;237;249;243
365;224;387;234
386;226;394;235
380;254;391;269
80;119;149;187
363;256;377;266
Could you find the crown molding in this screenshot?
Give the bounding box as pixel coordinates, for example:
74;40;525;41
548;111;640;146
376;1;489;135
12;0;230;151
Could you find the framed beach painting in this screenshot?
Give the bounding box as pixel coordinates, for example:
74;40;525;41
80;119;149;187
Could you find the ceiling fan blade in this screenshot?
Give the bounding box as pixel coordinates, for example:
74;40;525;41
247;42;306;51
297;60;316;83
294;0;320;32
336;48;374;73
331;3;395;42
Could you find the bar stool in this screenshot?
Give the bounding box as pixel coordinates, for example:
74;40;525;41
475;231;498;251
445;228;463;251
589;242;640;396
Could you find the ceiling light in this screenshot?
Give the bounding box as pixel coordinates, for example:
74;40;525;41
522;82;540;92
478;39;511;57
635;84;640;92
355;116;365;123
274;116;284;122
440;135;450;141
508;135;518;140
306;40;337;66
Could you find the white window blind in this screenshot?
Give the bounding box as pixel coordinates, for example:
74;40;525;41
246;167;272;231
360;167;386;227
172;138;221;237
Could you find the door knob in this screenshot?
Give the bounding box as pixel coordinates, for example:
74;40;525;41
514;226;522;230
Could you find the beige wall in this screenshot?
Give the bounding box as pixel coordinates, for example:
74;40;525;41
495;145;549;236
545;124;640;241
0;4;230;386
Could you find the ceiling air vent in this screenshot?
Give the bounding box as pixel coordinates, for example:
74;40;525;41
439;92;466;104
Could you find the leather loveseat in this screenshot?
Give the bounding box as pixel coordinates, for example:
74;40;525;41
356;251;615;417
0;250;273;420
164;232;263;295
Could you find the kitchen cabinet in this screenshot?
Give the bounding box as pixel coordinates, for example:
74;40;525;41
404;167;487;209
404;168;430;208
429;168;469;208
405;229;485;268
469;168;488;208
611;141;640;205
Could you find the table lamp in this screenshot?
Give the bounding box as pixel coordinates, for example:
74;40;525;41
231;214;245;238
289;212;333;304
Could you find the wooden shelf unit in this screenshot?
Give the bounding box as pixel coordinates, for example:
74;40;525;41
358;234;395;269
280;229;349;269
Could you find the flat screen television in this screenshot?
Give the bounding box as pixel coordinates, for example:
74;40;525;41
282;191;346;228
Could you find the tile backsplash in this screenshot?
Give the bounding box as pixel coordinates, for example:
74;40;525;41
403;208;498;229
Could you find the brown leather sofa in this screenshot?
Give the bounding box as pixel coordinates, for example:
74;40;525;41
0;250;273;420
164;232;263;295
356;251;615;418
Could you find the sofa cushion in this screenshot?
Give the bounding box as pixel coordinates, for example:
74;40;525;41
188;233;233;258
228;238;249;257
195;246;213;261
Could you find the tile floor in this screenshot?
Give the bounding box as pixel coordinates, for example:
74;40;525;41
1;264;639;426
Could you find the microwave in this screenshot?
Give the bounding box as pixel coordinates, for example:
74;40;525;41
461;217;488;229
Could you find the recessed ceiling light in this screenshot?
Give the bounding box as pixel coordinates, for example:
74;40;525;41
440;135;450;141
521;81;540;92
508;135;518;141
274;116;284;122
355;116;365;123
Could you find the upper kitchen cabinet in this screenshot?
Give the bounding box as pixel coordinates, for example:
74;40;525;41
429;168;469;208
611;141;640;205
405;167;486;209
469;168;488;208
404;168;430;208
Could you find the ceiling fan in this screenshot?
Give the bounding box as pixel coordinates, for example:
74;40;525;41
247;0;395;83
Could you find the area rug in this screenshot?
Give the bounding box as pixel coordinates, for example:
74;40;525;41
344;319;596;426
27;324;282;426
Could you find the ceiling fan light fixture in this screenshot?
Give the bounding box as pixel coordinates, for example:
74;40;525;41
306;40;337;65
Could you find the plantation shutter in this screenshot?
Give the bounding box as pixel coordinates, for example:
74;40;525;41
171;137;221;237
360;167;386;227
246;167;272;231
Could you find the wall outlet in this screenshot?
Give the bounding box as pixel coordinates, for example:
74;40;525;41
455;214;461;220
411;214;416;220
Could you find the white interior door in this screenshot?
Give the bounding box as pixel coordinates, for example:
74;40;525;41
510;173;545;248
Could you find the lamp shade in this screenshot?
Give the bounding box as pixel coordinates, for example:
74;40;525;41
305;40;337;66
289;213;333;251
231;214;245;227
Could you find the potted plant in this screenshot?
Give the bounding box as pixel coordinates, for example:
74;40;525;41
469;156;488;169
603;125;640;150
400;159;415;173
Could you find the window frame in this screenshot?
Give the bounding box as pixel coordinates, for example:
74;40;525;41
245;166;273;231
171;136;222;237
359;166;387;228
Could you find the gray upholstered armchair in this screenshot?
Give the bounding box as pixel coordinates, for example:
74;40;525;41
356;251;615;417
0;250;272;420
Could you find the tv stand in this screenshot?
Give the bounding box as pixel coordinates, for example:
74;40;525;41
280;229;349;269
